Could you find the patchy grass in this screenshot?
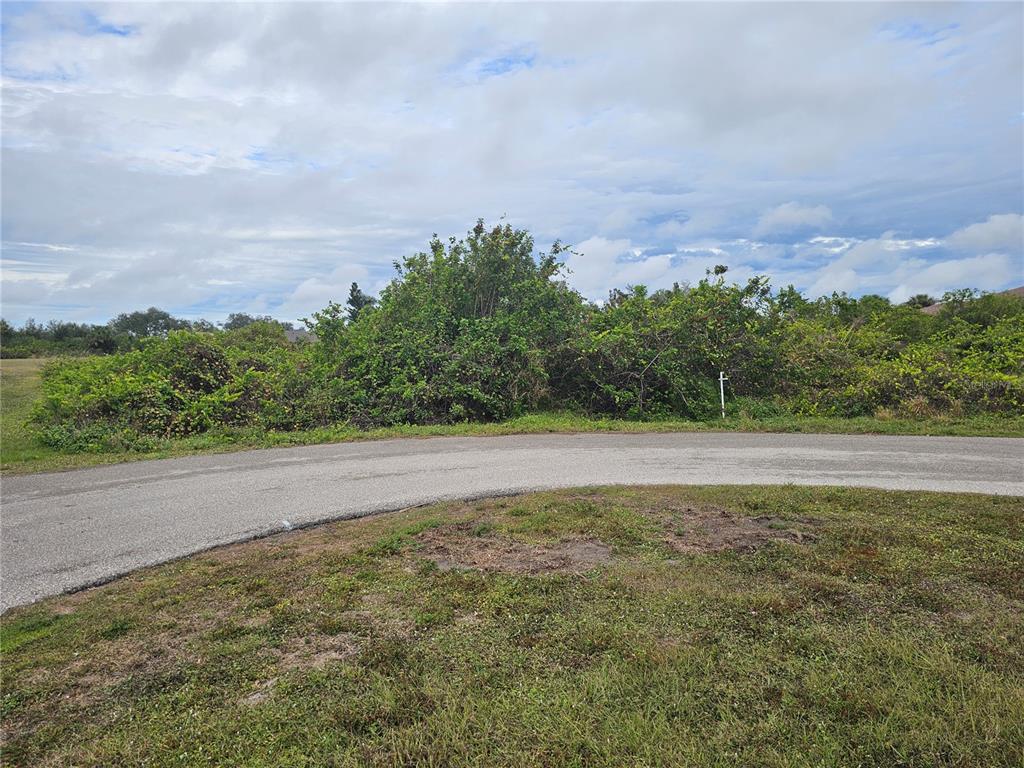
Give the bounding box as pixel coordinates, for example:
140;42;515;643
0;358;52;470
2;486;1022;767
2;358;1021;475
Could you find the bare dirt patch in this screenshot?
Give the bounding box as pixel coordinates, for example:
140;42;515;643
415;524;612;574
272;631;361;671
241;679;277;706
241;632;362;706
662;506;817;554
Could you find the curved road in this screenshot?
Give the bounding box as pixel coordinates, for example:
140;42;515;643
2;432;1022;611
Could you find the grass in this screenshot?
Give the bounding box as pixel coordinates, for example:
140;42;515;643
0;358;52;470
2;358;1021;475
2;485;1022;766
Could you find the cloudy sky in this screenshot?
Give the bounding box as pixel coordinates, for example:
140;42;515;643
2;1;1022;325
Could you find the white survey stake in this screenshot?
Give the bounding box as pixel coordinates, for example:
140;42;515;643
719;371;728;419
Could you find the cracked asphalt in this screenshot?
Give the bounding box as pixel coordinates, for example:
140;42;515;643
2;432;1021;611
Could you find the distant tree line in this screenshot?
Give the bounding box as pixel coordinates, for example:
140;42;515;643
22;220;1024;453
0;308;295;358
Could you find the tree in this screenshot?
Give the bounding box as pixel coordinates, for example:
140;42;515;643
223;313;270;330
776;285;811;316
21;318;44;338
108;307;190;338
345;282;376;323
904;294;937;309
86;326;120;354
305;221;584;425
938;289;1024;328
939;288;978;311
222;313;294;331
46;320;93;341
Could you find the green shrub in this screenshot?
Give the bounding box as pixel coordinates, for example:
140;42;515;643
306;220;582;426
25;221;1024;452
729;397;792;420
556;275;785;419
30;325;307;447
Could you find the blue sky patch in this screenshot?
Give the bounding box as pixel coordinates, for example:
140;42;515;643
477;48;536;78
80;9;135;37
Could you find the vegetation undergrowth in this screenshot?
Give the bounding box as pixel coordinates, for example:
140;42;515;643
4;220;1022;471
3;362;1021;476
2;485;1022;766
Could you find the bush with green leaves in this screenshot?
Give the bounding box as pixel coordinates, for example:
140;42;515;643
304;221;583;425
30;324;303;450
557;274;786;419
25;220;1024;451
861;316;1024;415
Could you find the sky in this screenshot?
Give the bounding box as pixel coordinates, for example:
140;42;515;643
1;1;1022;326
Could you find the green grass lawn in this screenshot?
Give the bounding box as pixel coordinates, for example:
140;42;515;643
2;358;1021;475
2;486;1022;766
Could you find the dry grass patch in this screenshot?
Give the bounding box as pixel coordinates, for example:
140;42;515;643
659;504;818;553
415;522;613;574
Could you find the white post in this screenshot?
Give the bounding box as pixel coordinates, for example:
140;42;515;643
719;371;728;419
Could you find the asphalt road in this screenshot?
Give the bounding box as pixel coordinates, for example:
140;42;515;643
2;432;1022;611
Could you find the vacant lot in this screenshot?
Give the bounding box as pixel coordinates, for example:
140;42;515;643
0;358;50;469
2;485;1021;766
3;357;1021;475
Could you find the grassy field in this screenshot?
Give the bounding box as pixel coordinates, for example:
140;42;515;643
0;358;53;470
2;485;1022;766
1;358;1021;475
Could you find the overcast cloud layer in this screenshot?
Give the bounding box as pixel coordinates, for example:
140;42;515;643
2;1;1022;325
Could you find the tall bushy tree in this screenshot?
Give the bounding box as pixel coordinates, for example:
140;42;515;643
307;220;584;424
222;313;293;332
345;283;376;323
905;294;937;309
108;307;190;338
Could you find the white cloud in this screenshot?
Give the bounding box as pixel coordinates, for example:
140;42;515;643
754;202;833;237
796;228;1019;301
887;253;1015;303
563;236;758;301
274;264;372;322
807;236;858;254
946;213;1023;254
0;2;1021;323
562;237;634;298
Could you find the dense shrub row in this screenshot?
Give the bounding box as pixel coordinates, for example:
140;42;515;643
29;221;1024;451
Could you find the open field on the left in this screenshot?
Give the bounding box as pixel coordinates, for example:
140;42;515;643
2;485;1022;767
0;358;50;470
